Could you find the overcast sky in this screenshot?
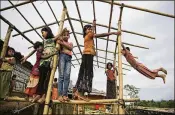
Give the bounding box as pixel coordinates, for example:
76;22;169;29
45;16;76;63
1;1;174;101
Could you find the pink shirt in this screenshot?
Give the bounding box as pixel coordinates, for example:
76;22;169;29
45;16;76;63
61;41;73;56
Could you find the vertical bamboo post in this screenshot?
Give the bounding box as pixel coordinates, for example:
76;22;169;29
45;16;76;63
117;6;124;114
0;26;13;58
43;7;67;115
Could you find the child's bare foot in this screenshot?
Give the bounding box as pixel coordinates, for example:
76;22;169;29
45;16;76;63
57;96;64;102
63;96;70;102
38;94;45;104
31;95;40;102
159;74;166;84
160;67;167;74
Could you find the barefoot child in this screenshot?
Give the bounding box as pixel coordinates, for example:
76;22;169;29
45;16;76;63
121;43;167;83
52;78;58;100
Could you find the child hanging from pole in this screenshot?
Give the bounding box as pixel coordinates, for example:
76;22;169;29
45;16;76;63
73;20;121;101
21;41;58;101
0;47;16;99
105;62;118;99
56;28;73;102
121;43;167;83
31;26;65;103
52;78;58;100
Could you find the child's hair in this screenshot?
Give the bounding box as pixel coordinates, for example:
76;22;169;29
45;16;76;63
61;28;70;36
41;26;54;38
106;62;113;69
54;78;57;82
126;47;130;51
6;47;15;57
34;41;43;50
83;25;92;37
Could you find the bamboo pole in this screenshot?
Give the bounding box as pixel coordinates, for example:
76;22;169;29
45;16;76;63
97;0;175;18
8;0;43;40
0;26;13;58
0;0;36;12
12;19;68;37
53;98;140;104
12;16;155;39
93;64;126;76
105;0;114;67
73;31;149;50
117;6;124;114
0;15;34;44
69;17;155;39
43;8;67;115
74;45;138;59
46;0;60;27
72;55;131;67
92;0;99;68
31;2;48;26
75;0;83;29
93;60;130;71
62;0;82;55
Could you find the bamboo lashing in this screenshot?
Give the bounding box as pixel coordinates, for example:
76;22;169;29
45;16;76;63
43;8;67;115
117;5;125;114
97;0;175;18
0;26;13;59
0;15;34;44
8;0;43;40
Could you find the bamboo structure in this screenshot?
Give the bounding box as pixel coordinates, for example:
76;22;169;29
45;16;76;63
92;0;99;68
0;15;34;44
43;8;67;115
0;1;174;114
97;0;175;18
69;17;155;39
105;0;114;66
117;6;124;114
74;44;139;59
8;0;43;40
0;26;13;58
73;31;149;50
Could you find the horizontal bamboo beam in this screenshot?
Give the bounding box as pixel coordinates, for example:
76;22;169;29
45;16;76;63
0;0;36;12
46;0;60;27
8;0;43;40
5;97;139;104
53;98;140;104
0;15;34;44
71;58;130;71
97;0;175;18
69;17;155;39
73;31;149;50
73;45;138;59
31;2;48;26
12;18;68;37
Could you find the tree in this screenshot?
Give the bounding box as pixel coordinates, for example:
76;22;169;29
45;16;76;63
124;84;140;98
